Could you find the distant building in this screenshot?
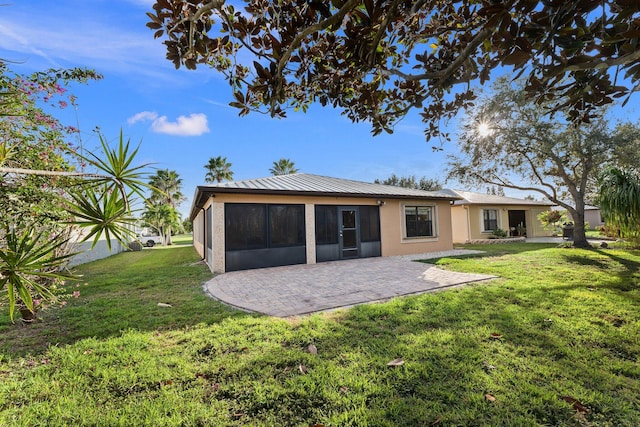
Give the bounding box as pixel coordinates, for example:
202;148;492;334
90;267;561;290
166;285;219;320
449;191;555;243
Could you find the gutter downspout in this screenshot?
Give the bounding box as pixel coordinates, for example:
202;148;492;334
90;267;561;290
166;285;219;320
200;207;206;261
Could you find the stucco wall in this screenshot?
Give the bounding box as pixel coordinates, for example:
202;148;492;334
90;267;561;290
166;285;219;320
68;238;125;267
379;199;454;255
196;193;455;272
192;210;204;259
528;207;553;237
584;209;605;228
451;205;470;243
453;204;553;241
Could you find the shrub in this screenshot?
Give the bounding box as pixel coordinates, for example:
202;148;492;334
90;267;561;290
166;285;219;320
492;228;508;238
599;224;620;239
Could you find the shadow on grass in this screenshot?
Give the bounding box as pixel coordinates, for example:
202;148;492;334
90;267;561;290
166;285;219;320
2;244;639;425
0;246;251;358
418;243;559;264
558;249;640;296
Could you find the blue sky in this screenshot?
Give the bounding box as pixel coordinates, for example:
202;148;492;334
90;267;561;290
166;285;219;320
0;0;467;217
3;1;634;218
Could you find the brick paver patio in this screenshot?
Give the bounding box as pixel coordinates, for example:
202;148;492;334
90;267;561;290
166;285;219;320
203;250;497;317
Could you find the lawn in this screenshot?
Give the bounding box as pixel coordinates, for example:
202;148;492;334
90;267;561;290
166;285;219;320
1;240;639;426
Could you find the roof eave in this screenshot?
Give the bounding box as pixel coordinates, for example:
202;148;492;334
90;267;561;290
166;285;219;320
189;186;460;219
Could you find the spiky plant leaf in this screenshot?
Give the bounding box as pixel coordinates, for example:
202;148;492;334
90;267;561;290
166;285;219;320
0;226;77;321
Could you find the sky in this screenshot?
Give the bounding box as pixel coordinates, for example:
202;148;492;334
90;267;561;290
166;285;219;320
2;1;634;218
0;0;474;218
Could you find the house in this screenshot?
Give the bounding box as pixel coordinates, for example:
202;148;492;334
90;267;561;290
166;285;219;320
577;205;605;228
449;191;555;243
190;174;460;273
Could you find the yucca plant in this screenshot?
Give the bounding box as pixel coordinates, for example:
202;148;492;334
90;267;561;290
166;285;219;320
597;168;640;246
1;130;152;321
0;226;76;321
66;130;151;249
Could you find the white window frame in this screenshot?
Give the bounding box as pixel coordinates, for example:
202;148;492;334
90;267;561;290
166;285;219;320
401;203;439;242
481;208;499;233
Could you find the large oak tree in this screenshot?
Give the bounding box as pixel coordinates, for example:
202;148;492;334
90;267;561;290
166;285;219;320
447;78;640;248
148;0;640;141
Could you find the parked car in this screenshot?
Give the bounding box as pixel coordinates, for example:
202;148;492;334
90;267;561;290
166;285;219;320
138;234;163;247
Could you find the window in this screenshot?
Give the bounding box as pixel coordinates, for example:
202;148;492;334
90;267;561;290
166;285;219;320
206;206;212;251
405;206;434;238
483;209;498;231
225;204;266;251
359;206;381;242
315;205;338;245
269;205;305;247
225;204;305;251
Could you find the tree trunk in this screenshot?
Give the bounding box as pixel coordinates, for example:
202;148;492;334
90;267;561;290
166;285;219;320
572;218;589;248
166;226;173;245
569;200;590;248
159;226;166;247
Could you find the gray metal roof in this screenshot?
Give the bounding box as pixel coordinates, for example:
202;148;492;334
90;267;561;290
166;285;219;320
190;173;460;219
450;190;554;206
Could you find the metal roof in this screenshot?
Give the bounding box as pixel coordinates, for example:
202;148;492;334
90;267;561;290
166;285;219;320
190;173;461;219
450;190;555;206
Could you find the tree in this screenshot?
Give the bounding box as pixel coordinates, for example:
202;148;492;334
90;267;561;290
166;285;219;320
447;78;640;248
597;168;640;245
269;158;299;176
374;174;442;191
204;156;233;183
141;203;180;247
148;1;640;142
0;63;150;321
537;210;567;234
146;169;184;245
486;186;505;197
149;169;184;208
181;217;193;234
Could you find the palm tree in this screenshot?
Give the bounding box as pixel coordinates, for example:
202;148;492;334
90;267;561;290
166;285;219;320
204;156;234;183
141;203;179;246
269;158;299;176
147;169;184;245
148;169;184;208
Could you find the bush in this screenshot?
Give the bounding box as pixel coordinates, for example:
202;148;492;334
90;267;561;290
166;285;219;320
599;224;620;239
492;228;508;238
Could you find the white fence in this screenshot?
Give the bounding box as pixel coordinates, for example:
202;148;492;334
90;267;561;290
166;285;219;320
67;238;126;267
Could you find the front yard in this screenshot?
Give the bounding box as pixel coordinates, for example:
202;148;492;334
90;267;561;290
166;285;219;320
1;241;639;426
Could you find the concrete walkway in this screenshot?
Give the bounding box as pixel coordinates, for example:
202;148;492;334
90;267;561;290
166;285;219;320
203;250;496;317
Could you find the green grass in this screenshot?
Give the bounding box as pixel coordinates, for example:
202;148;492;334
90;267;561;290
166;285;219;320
1;241;639;426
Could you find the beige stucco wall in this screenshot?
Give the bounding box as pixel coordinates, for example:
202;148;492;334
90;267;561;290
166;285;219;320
451;205;471;243
192;210;204;258
194;193;455;272
528;207;553;237
451;204;553;242
305;203;317;264
379;199;454;255
584;209;605;228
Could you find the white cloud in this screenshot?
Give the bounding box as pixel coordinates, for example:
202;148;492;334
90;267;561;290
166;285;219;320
152;113;210;136
129;111;210;136
128;111;159;124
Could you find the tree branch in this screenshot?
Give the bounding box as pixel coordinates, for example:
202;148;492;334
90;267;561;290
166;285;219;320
0;167;107;179
271;0;362;109
369;0;404;66
387;26;492;117
546;49;640;79
167;0;225;35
